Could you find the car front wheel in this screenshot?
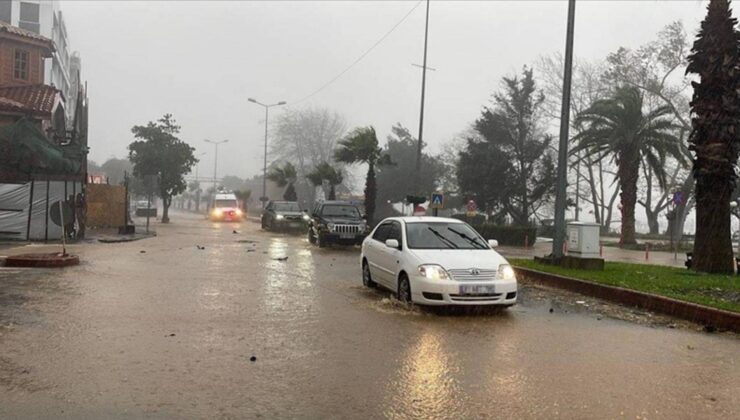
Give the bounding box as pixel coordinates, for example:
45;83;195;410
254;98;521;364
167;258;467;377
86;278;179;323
397;274;411;303
362;261;376;288
307;228;316;244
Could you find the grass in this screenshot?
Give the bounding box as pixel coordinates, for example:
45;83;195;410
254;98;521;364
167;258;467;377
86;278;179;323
510;258;740;313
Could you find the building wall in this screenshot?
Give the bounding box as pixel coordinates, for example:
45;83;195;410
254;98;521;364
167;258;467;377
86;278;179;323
3;0;79;122
0;36;46;85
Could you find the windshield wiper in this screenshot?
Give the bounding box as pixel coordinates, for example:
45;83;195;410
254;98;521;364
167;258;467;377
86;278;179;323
447;227;487;249
427;227;459;249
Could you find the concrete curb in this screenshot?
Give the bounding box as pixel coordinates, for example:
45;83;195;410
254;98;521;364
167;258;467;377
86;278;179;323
514;266;740;333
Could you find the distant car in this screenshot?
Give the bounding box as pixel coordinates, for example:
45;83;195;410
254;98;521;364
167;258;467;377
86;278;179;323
261;201;308;231
360;217;517;306
134;200;157;217
209;193;243;222
307;201;368;247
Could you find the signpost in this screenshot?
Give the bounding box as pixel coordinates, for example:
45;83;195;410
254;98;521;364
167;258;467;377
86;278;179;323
50;200;74;256
466;199;477;221
430;192;444;216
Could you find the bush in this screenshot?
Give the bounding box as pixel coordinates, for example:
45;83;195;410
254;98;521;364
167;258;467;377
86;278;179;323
471;223;537;247
450;213;487;225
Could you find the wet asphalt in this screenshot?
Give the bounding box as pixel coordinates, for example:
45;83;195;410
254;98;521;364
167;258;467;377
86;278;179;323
0;211;738;419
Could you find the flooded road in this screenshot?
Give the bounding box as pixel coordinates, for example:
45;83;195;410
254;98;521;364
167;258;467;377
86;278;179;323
1;211;738;419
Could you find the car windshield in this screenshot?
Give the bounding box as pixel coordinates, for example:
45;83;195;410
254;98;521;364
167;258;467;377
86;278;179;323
215;199;238;208
274;202;300;212
406;222;489;250
322;205;360;218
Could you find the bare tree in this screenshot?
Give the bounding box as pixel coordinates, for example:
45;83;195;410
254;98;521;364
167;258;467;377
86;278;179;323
272;107;347;204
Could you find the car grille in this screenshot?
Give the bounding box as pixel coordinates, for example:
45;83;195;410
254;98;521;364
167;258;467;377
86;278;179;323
448;268;497;282
284;215;302;221
331;224;361;234
449;293;503;302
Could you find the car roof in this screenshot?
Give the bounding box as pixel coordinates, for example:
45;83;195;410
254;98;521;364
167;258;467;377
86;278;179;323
215;193;236;199
320;201;356;206
271;200;298;204
381;216;465;224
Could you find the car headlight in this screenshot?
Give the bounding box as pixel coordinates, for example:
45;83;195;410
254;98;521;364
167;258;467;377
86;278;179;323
418;264;450;281
498;264;516;280
276;214;285;220
360;221;368;231
327;223;335;231
212;209;223;216
235;209;243;216
302;214;310;221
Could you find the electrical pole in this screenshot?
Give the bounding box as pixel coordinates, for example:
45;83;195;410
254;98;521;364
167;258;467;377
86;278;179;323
552;0;577;258
205;139;228;195
414;0;431;193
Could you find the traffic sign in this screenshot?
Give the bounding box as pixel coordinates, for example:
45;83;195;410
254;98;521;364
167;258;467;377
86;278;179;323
672;191;684;206
430;192;444;209
466;199;477;217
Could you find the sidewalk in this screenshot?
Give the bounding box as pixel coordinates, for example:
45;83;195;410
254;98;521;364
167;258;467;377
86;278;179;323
498;240;687;268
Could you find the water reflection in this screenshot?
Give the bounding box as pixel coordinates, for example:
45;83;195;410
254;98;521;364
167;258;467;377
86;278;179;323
383;330;468;419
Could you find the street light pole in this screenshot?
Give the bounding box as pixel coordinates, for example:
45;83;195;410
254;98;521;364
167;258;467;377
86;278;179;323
552;0;577;258
205;139;228;194
248;98;287;208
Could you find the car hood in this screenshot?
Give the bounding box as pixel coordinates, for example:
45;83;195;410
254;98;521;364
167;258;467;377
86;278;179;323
275;211;303;217
322;217;363;224
407;248;508;270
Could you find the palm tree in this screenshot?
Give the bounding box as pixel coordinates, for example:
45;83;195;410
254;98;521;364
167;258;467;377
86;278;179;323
572;86;685;245
307;162;343;200
267;162;298;201
335;126;392;225
685;0;740;273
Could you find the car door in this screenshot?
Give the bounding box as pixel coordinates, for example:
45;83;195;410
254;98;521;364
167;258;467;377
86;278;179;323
376;221;403;289
366;222;391;284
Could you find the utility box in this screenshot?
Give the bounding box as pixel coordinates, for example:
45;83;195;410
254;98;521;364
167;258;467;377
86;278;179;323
567;222;600;259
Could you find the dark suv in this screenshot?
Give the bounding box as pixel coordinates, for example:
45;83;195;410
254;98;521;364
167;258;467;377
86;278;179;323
261;201;307;231
307;201;368;247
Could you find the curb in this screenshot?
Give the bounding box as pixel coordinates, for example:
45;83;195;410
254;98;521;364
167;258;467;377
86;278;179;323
514;266;740;333
5;253;80;268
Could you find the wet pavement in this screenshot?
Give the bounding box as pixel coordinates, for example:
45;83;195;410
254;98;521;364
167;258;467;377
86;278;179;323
0;211;738;419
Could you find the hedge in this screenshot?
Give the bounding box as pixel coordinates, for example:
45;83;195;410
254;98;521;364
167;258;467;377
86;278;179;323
449;214;537;246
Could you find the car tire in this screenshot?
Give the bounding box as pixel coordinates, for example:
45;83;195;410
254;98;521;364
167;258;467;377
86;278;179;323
261;218;267;229
308;228;316;245
362;261;376;288
317;232;327;248
397;273;411;303
270;220;276;231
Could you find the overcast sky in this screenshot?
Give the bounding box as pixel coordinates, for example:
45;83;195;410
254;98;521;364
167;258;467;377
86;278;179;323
62;0;708;181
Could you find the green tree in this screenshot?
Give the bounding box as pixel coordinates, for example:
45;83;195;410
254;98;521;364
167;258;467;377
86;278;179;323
377;123;444;206
128;114;197;223
573;86;685;245
268;162;298;201
307;162;343;200
334;126;391;225
100;157;133;185
685;0;740;273
234;190;251;211
458;67;555;225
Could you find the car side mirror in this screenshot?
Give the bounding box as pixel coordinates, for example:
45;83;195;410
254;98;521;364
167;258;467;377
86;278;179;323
385;239;400;249
488;239;499;248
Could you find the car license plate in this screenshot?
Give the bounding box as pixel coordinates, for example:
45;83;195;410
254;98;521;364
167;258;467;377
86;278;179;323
340;233;354;239
459;285;496;295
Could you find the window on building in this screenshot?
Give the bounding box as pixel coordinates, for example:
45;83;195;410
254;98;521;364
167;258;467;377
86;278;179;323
14;50;29;80
19;2;40;34
0;1;11;24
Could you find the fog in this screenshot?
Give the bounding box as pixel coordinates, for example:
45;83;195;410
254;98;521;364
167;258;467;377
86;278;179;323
63;0;707;180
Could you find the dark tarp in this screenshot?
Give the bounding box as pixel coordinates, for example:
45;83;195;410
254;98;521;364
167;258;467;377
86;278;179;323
0;118;83;176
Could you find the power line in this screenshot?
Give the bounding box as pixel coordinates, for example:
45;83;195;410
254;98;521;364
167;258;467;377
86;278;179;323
291;0;423;106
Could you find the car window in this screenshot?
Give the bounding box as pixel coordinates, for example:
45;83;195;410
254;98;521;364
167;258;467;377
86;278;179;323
274;202;300;212
388;222;402;244
321;205;360;218
405;222;488;250
215;199;237;208
372;223;391;242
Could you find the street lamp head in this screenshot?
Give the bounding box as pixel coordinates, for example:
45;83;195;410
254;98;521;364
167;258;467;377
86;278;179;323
223;139;229;143
277;101;287;106
204;139;212;144
248;98;257;103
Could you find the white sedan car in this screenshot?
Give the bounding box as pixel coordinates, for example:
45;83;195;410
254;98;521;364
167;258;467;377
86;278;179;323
361;217;517;306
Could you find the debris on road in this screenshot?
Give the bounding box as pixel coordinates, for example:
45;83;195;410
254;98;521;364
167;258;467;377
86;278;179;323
196;245;205;250
249;356;257;362
233;230;239;234
273;257;288;262
140;250;146;254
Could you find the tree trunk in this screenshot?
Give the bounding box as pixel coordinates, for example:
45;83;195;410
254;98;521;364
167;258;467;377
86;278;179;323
645;209;660;235
162;195;170;223
692;174;734;273
618;158;639;245
586;156;601;224
364;163;376;225
328;185;336;200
